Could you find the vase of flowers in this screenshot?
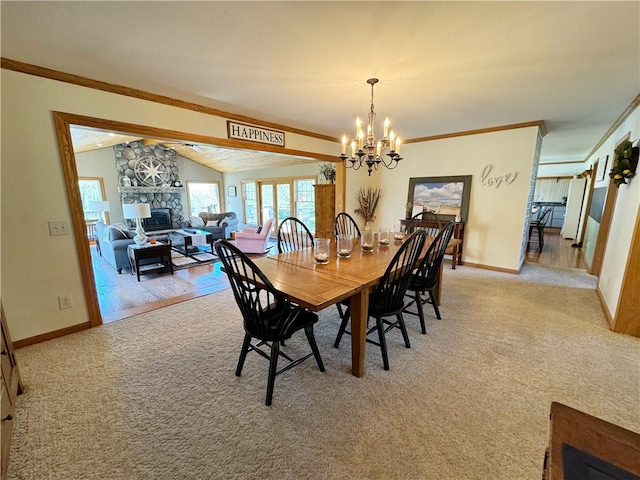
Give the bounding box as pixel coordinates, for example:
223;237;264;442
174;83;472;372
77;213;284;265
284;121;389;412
354;187;381;229
609;140;638;187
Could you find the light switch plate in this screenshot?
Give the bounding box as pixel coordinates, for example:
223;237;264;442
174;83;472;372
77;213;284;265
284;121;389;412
48;221;71;236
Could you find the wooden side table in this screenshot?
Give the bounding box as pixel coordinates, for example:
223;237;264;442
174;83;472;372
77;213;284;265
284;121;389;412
127;242;173;281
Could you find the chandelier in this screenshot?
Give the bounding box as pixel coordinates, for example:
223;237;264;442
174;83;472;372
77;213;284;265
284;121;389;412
338;78;402;176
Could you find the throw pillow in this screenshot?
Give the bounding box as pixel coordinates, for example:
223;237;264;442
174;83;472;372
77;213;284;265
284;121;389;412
189;215;205;228
108;226;129;241
255;225;263;234
206;220;219;227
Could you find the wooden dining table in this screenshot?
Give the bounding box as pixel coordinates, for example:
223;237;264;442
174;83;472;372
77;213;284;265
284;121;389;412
249;234;448;378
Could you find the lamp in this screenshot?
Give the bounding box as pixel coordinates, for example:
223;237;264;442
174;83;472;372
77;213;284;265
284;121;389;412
122;203;151;246
338;78;403;176
87;200;110;222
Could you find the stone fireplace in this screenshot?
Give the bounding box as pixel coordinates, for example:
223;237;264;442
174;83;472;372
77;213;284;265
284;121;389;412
114;141;185;229
143;208;172;231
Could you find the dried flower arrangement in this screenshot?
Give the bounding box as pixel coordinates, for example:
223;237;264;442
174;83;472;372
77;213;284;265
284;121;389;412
354;187;381;224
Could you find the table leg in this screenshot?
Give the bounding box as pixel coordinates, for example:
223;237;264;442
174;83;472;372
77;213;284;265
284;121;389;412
349;289;368;377
433;262;444;306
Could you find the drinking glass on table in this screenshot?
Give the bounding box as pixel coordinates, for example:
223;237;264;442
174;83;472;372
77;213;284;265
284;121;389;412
361;231;375;253
337;235;353;258
314;238;330;264
378;227;390;247
393;224;405;243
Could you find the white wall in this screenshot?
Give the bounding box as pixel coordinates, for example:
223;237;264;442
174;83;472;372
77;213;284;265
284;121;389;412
589;106;640;319
0;69;335;341
346;127;541;272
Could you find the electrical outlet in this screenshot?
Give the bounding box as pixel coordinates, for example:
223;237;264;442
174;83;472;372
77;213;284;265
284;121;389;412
58;294;73;310
49;221;71;236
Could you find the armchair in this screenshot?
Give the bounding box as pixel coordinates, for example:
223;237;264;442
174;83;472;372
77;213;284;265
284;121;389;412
235;218;274;254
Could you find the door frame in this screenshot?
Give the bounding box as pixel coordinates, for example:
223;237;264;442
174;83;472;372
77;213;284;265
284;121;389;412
53;111;334;329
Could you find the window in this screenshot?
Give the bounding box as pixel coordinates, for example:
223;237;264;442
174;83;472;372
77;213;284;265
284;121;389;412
242;177;315;230
78;177;108;241
295;179;316;231
187;181;221;216
78;177;108;222
242;181;258;225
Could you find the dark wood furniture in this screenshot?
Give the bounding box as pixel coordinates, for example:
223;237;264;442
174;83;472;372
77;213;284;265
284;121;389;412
334;212;362;239
404;223;456;330
401;218;465;269
168;229;214;256
277;217;314;253
1;303;23;480
544;402;640;480
127;242;174;282
334;231;426;370
314;184;335;240
215;241;325;406
260;234;448;377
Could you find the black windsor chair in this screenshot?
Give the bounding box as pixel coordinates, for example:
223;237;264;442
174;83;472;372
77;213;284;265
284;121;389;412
406;211;442;237
403;222;456;333
334;212;362;239
215;240;325;406
333;230;427;370
277;217;314;253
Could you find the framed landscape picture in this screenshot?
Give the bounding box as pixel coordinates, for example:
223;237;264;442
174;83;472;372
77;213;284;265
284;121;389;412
407;175;472;222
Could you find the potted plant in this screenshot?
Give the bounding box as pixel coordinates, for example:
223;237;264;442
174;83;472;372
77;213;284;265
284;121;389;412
354;187;381;229
405;201;413;219
319;162;336;184
609;139;638;187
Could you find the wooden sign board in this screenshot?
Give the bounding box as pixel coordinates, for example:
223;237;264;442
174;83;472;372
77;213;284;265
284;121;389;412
227;121;285;147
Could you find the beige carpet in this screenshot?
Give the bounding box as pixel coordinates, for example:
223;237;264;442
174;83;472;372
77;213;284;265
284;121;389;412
8;264;640;479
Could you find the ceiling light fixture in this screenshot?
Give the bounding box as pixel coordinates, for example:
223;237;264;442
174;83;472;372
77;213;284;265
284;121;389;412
338;78;402;176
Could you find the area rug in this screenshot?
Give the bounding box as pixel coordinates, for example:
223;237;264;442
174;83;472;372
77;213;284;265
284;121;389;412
170;248;218;270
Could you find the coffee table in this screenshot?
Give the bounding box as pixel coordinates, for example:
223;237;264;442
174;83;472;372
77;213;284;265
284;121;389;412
127;242;173;282
168;229;214;256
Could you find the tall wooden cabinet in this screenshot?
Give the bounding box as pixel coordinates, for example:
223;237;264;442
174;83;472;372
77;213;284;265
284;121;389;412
314;184;336;240
1;303;23;480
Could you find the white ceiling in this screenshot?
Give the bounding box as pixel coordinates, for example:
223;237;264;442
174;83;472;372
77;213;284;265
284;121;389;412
2;1;639;166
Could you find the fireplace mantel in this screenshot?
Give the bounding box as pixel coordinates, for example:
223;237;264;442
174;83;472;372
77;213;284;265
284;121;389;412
118;186;184;194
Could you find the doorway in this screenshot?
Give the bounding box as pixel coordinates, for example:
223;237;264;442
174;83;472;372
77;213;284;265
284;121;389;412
55;112;330;327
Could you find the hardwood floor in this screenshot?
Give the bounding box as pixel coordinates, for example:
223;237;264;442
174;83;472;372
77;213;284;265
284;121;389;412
91;245;230;324
525;227;587;270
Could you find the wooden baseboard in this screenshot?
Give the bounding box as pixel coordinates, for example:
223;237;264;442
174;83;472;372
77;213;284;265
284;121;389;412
13;321;91;349
596;286;615;330
462;261;520;275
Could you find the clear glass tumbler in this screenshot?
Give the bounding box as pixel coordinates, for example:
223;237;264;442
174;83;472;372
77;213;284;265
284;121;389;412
361;231;375;253
337;235;353;258
378;227;390;247
393;224;405;243
314;238;330;264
